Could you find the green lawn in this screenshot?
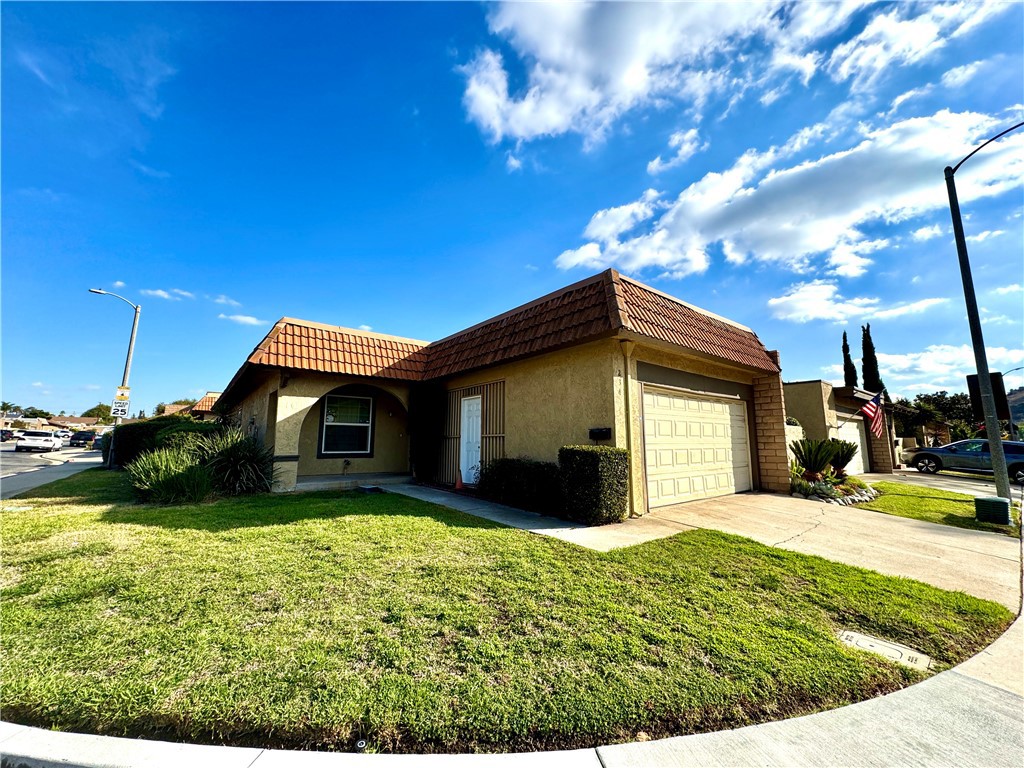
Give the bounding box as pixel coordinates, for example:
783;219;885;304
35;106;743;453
1;470;1013;753
860;481;1021;537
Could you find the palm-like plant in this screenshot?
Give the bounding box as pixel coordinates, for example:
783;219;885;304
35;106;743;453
828;439;860;478
789;438;838;482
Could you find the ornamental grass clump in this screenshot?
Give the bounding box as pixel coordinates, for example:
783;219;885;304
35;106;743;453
205;428;275;496
126;446;214;504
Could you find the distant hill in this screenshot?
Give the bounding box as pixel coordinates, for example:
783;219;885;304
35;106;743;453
1009;386;1024;423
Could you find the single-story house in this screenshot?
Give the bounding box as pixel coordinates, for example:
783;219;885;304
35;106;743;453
216;269;790;515
186;392;222;421
47;416;101;430
783;380;896;475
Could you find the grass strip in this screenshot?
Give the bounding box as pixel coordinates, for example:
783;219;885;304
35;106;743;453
860;481;1020;537
1;469;1013;753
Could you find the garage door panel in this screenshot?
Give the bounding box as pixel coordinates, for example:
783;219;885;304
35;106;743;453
643;386;751;507
836;417;868;476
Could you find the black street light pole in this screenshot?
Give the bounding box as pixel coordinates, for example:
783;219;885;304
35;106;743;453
944;120;1023;500
89;288;141;467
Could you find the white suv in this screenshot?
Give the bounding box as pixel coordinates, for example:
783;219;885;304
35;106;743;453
15;431;63;452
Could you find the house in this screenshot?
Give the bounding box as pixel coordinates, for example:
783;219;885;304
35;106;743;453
161;404;191;416
783;380;896;475
216;269;790;515
185;392;222;421
47;416;101;430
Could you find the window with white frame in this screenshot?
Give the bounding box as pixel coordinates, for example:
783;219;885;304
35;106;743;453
322;395;372;454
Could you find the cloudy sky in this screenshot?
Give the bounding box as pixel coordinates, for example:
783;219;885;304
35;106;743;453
3;2;1022;417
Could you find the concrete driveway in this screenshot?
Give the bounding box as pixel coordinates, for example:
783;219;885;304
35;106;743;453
645;493;1021;610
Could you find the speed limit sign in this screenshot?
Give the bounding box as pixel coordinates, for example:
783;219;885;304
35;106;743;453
111;399;131;418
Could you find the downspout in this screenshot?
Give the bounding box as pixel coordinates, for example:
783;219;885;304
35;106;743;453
620;339;636;517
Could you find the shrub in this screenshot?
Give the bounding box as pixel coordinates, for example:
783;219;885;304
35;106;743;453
477;457;561;515
785;416;801;426
204;428;276;495
154;420;221;450
789;439;838;481
828;439;859;478
791;477;814;497
96;433;112;464
808;481;840;500
126;447;213;504
558;445;628;525
111;415;199;467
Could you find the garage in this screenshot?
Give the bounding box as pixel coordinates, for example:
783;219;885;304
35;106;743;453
642;385;752;507
836;415;869;476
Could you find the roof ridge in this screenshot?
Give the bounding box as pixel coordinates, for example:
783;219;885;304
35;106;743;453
617;274;754;333
248;319;289;365
603;269;629;330
276;317;429;347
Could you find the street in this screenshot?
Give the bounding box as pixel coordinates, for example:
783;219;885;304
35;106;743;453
0;443;104;500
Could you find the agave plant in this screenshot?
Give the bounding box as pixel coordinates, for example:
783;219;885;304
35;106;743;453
828;438;859;478
789;438;838;482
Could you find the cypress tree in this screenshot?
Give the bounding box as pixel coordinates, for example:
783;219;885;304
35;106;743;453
842;331;858;388
861;323;886;394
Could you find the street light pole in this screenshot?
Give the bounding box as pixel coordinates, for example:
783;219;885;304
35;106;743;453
944;120;1023;500
89;289;141;467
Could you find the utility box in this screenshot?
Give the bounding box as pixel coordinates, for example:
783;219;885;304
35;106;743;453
975;496;1011;525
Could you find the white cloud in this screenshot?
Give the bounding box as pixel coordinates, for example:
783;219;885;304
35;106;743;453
358;324;373;332
524;264;539;271
130;159;170;179
911;225;943;241
767;280;948;323
877;343;1024;396
94;32;177;119
212;294;242;307
941;60;985;89
505;152;522;172
31;381;46;388
965;229;1005;242
140;289;178;300
648;128;709;174
218;313;267;326
555;108;1024;278
112;281;125;288
171;289;194;299
887;86;933;115
82;384;102;391
993;284;1022;295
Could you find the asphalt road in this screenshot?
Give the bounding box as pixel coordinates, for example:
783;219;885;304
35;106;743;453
0;443;104;499
865;467;1024;501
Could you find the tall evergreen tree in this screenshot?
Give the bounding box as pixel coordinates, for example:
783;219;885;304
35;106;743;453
861;323;886;394
842;331;858;388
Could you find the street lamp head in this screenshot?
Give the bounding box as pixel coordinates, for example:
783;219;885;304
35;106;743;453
88;288;106;295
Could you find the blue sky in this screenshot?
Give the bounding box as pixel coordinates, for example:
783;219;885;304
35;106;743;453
3;1;1022;417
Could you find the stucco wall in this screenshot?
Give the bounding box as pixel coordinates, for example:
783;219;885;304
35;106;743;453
442;339;619;464
783;381;833;441
297;387;410;476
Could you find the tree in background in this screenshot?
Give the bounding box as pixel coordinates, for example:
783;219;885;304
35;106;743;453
842;331;858;388
81;403;114;424
1;401;17;419
21;406;53;419
860;324;886;395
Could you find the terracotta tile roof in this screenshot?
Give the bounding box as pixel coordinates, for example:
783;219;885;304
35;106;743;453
617;276;779;373
247;319;429;381
220;270;778;405
190;392;222;413
162;404;190;415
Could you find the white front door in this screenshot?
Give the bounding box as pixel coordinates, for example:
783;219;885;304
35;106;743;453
460;395;482;485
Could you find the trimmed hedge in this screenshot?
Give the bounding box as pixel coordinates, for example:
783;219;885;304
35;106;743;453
558;445;629;525
154;420;222;449
477;457;562;516
111;415;200;467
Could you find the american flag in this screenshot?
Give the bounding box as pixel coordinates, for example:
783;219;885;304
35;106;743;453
860;393;885;439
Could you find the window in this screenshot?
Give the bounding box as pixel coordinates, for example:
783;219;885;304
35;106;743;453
322;395;372;455
959;441;985;453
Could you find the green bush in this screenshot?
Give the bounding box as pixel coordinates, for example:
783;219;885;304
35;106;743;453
477;457;561;515
111;415;198;467
789;438;838;481
96;433;112;464
126;447;214;504
204;428;276;495
154;420;221;450
828;439;859;477
558;445;628;525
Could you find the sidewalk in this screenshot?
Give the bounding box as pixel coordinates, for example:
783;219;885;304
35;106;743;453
0;453;103;499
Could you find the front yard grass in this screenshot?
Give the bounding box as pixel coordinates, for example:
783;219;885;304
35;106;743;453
860;481;1021;537
1;470;1013;753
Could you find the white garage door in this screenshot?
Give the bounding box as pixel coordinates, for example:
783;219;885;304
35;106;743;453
643;386;751;508
836;416;869;476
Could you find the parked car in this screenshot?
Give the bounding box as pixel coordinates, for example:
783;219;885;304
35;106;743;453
14;430;63;452
0;429;13;442
69;431;98;447
904;439;1024;483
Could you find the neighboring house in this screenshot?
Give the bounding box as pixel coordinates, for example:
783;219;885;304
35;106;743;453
217;269;790;515
3;417;49;430
783;380;896;475
47;416;101;430
186;392;222;421
161;404;191;416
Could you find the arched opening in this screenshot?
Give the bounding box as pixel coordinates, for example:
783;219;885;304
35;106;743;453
296;383;410;479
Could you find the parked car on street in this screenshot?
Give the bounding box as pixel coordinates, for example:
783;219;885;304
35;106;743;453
15;431;63;452
69;431;98;447
0;429;13;442
904;439;1024;483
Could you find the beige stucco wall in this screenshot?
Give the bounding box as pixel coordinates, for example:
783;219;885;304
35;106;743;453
783;381;834;441
443;339;620;463
297;387;410;476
